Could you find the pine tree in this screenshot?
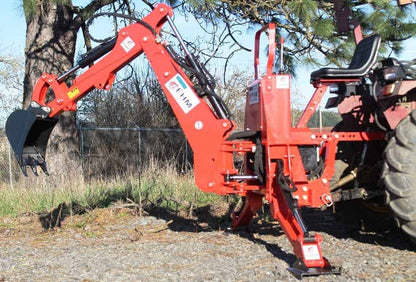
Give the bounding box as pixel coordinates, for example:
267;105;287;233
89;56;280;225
173;0;416;71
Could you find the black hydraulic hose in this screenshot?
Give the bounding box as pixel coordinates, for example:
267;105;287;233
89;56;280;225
165;45;233;120
85;12;159;44
85;10;233;124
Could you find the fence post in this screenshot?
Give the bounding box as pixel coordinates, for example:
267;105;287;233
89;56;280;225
138;127;141;173
8;142;13;189
185;139;188;172
80;127;85;171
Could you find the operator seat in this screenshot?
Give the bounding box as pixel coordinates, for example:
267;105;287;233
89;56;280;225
310;34;381;81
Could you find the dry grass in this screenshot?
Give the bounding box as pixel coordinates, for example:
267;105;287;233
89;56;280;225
0;161;227;217
0;132;228;218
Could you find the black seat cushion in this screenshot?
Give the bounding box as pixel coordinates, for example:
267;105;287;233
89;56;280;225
310;35;381;81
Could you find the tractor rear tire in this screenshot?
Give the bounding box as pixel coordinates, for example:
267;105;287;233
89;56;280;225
383;110;416;244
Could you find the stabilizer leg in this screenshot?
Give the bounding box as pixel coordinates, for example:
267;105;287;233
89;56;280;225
270;194;341;278
270;161;341;278
232;192;263;229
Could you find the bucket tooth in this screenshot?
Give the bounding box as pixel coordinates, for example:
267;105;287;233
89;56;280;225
39;162;49;176
30;164;38;176
21;162;28;177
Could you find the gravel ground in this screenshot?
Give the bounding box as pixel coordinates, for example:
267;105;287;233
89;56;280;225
0;205;415;281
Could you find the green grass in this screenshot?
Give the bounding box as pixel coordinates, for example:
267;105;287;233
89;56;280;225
0;165;227;217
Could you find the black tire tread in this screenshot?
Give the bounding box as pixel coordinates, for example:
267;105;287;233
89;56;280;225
383;110;416;243
395;116;416;148
383;171;416;197
384;141;416;172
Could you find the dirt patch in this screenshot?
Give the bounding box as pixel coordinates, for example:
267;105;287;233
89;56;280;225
0;204;415;281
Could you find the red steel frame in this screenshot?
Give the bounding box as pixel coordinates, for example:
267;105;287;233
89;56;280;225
232;24;384;270
27;4;387;273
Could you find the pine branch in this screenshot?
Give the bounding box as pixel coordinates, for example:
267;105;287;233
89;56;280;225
73;0;118;28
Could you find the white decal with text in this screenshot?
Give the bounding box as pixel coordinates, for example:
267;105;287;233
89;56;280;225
121;37;135;53
165;75;200;114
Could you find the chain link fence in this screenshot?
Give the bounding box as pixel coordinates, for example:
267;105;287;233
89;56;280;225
0;127;192;187
0;129;15;187
79;126;192;178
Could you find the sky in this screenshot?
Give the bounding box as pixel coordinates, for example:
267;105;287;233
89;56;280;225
1;1;416;126
0;1;26;54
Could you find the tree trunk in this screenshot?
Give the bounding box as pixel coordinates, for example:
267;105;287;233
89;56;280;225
23;1;81;177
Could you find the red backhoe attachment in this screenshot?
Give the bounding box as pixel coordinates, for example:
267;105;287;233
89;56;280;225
4;3;343;278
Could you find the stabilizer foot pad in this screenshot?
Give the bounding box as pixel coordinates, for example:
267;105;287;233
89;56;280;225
288;259;341;279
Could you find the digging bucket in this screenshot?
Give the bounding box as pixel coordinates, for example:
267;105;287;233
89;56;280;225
5;109;58;176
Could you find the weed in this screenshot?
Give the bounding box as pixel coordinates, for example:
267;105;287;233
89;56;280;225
85;232;98;238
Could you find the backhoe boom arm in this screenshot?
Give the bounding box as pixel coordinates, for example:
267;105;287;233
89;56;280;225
7;4;238;195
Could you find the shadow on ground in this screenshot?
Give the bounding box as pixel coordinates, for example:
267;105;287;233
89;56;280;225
144;203;296;266
301;207;415;251
37;192;414;264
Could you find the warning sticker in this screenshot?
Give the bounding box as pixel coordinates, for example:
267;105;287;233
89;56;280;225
248;83;259;105
120;36;135;53
302;245;321;261
67;87;80;99
165;75;200;114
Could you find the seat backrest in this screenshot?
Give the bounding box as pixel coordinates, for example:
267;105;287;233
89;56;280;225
348;34;381;72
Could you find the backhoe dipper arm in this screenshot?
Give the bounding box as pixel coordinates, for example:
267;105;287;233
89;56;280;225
15;4;236;193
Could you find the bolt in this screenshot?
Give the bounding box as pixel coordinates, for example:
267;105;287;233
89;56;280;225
302;195;308;200
268;76;272;79
121;32;126;36
48;79;53;83
309;107;314;111
41;106;51;113
294;195;300;200
222;122;228;127
322;178;328;184
302;186;308;192
322;134;327;139
160;8;165;13
42;75;46;79
195;121;203;130
311;134;316;139
143;37;148;42
208;182;214;187
334;134;339;139
164;72;170;77
267;86;271;90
